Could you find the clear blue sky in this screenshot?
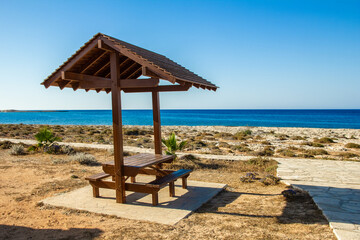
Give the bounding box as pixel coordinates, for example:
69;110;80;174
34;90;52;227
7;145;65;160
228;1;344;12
0;0;359;110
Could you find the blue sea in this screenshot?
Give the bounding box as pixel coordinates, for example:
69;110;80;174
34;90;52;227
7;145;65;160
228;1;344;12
0;110;359;129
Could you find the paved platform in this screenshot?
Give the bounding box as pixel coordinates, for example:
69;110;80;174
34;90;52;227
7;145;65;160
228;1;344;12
277;159;360;240
41;175;226;225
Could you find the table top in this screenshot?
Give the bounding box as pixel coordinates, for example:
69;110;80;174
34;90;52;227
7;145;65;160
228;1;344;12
103;153;175;169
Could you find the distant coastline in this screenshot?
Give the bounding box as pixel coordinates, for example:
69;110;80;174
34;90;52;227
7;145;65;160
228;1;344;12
0;110;67;113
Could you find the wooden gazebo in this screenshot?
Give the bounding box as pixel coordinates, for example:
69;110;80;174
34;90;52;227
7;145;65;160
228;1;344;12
42;33;218;204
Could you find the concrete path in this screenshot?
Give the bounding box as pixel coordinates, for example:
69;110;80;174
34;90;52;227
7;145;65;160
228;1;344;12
277;159;360;240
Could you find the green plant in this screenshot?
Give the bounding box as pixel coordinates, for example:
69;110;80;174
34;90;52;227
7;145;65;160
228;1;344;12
9;145;25;155
234;130;252;140
34;127;61;149
345;143;360;149
161;132;186;157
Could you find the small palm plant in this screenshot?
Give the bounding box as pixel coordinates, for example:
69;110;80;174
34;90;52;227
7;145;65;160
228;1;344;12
34;127;61;148
161;132;186;158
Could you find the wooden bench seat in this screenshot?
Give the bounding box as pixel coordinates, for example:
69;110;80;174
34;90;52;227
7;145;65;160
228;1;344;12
85;172;111;197
147;169;192;205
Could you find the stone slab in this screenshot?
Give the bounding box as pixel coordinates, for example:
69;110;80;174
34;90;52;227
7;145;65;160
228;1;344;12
41;175;226;225
277;159;360;240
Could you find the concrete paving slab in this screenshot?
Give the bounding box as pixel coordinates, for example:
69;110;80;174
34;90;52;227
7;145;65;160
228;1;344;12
277;159;360;240
41;175;226;225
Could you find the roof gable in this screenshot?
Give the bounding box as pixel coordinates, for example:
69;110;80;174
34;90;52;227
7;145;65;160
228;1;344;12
42;33;218;92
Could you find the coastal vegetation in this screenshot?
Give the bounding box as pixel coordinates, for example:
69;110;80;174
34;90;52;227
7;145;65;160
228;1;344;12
0;124;359;162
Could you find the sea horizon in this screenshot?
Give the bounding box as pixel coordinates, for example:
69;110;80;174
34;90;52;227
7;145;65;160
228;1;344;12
1;109;360;129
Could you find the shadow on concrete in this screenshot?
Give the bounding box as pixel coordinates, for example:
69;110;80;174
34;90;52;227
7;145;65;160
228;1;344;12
283;184;360;226
0;225;103;240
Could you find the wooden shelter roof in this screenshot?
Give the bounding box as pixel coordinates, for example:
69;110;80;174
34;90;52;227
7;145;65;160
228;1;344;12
42;33;218;92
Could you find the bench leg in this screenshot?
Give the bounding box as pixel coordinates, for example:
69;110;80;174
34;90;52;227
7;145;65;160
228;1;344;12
131;177;136;183
169;182;175;197
92;185;99;197
182;177;188;189
152;192;159;206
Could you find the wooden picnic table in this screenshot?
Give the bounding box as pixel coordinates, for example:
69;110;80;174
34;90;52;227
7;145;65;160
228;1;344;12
102;153;175;177
86;153;192;205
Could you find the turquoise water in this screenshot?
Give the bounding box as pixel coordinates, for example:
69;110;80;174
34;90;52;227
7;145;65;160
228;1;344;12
0;110;359;129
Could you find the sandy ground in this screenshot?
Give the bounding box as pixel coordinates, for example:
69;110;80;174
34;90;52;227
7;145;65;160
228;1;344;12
0;146;336;239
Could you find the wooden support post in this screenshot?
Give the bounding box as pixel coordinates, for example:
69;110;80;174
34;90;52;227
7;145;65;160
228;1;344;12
182;177;188;189
92;185;99;197
169;182;175;197
152;90;162;154
110;51;126;203
152;192;159;206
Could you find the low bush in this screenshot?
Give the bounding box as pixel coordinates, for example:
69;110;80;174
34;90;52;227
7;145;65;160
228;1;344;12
246;157;272;166
345;143;360;149
60;145;76;155
253;146;274;156
234;130;252;140
306;149;328;155
240;172;258;183
291;136;305;140
259;174;280;186
71;153;100;166
314;137;335;144
9;145;26;155
276;148;296;157
0;141;13;149
337;152;359;159
301;141;324;148
231;144;252;152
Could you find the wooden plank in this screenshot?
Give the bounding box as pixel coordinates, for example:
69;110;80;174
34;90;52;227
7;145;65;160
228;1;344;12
119;78;159;88
152;91;162;154
122;84;191;93
98;39;115;52
62;71;110;82
80;51;108;74
90;180;115;189
110;51;126;203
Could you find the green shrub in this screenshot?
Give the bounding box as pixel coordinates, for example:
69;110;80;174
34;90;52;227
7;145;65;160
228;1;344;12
306;149;328;155
34;127;61;149
301;141;324;148
246;157;272;166
71;153;100;166
291;136;305;140
254;146;274;156
162;132;186;157
314;137;335;143
276;148;296;157
9;145;25;155
234;130;252;140
297;153;314;158
345;143;360;149
231;144;252;152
